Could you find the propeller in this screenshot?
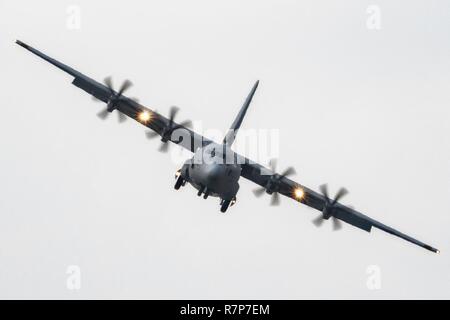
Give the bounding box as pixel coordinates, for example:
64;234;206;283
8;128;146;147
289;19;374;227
252;159;296;206
312;184;348;231
94;76;133;123
145;106;192;152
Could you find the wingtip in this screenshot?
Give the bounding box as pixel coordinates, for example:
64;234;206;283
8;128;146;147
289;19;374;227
15;40;29;49
424;244;440;254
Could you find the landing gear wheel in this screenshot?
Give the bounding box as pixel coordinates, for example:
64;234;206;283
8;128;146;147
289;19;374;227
197;186;205;197
220;200;231;213
174;176;184;190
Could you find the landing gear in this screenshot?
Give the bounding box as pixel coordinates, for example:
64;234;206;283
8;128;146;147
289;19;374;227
174;169;188;190
220;196;236;212
197;186;206;197
220;200;231;213
174;176;184;190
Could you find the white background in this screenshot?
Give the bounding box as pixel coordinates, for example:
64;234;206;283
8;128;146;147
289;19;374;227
0;0;449;298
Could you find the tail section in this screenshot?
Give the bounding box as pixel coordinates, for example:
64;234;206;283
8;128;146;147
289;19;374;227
223;80;259;146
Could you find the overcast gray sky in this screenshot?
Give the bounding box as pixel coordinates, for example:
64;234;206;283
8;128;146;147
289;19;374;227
0;0;449;299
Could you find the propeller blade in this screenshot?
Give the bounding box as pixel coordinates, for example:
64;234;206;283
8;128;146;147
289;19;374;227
118;79;133;96
319;184;329;201
280;166;296;178
92;95;101;102
146;131;159;139
168;106;180;124
270;192;280;206
269;158;277;172
253;187;266;197
158;142;169;153
332;187;348;205
332;217;342;231
312;215;324;227
117;111;127;123
97;108;109;120
104;76;113;91
178;120;193;128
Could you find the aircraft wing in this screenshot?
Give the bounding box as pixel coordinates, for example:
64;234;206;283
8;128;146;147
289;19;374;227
241;161;439;253
15;40;211;152
17;40;438;253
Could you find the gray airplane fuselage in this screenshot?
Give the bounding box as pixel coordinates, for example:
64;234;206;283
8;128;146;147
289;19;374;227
179;143;241;201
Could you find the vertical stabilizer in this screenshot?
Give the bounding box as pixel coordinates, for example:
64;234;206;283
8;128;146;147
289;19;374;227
223;80;259;146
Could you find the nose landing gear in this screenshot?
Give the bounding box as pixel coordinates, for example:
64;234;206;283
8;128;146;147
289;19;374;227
197;186;206;197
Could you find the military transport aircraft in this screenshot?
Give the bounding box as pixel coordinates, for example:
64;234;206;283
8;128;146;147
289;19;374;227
16;40;439;253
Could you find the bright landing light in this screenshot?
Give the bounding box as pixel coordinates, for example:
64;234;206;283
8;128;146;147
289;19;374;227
138;110;152;123
294;187;305;200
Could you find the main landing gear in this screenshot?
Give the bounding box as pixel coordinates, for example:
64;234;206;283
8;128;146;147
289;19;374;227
220;197;236;213
174;176;184;190
174;170;186;190
220;200;231;213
